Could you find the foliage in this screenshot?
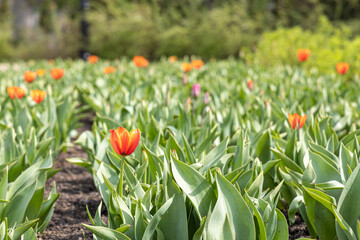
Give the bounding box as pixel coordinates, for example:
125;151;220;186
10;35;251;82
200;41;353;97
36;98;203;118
251;16;360;74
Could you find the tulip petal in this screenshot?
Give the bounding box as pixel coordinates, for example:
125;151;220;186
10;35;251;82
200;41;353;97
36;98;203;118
299;115;307;129
126;129;141;155
110;129;123;155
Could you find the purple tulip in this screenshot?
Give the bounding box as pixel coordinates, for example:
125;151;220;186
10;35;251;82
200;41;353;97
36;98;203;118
191;84;200;99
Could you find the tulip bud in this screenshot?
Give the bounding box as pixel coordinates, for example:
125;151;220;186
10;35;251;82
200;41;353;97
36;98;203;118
184;97;192;112
182;73;188;85
203;91;210;105
191;84;200;99
247;80;254;91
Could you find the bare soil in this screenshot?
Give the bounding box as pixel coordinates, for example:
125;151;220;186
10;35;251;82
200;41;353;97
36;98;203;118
38;114;106;240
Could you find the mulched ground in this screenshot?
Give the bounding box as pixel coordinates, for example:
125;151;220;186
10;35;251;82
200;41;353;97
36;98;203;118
37;114;311;239
283;210;311;239
38;114;106;240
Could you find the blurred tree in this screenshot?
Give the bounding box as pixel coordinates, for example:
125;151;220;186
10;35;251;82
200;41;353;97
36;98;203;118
39;0;54;32
0;0;10;23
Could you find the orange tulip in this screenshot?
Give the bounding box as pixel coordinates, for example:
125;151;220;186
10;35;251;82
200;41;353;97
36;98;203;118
169;56;178;63
24;71;36;83
297;49;311;62
133;56;149;68
247;79;254;91
31;90;46;103
191;60;204;69
181;63;192;73
15;87;25;99
7;86;25;99
288;113;307;130
104;66;116;74
51;68;65;80
336;63;350;75
109;127;141;156
88;55;99;64
37;69;46;77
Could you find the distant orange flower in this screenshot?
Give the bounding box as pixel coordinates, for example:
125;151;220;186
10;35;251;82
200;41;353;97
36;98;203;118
31;90;46;103
191;60;204;69
24;71;36;83
88;55;99;64
181;63;192;73
48;59;55;65
336;63;350;75
247;79;254;91
169;56;178;63
37;69;46;77
133;56;149;68
109;127;141;156
288;113;307;129
297;49;311;62
7;86;25;99
104;66;116;74
51;68;65;80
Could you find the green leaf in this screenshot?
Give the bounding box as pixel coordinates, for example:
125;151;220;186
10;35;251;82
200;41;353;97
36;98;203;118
171;156;216;219
206;173;255;239
82;224;131;240
141;196;174;239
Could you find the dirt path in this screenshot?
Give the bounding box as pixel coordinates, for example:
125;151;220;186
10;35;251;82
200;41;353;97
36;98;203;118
39;114;106;240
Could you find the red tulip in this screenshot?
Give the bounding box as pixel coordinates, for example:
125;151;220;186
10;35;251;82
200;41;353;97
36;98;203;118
247;79;254;91
191;60;204;69
51;68;65;80
181;63;192;73
169;56;178;63
110;127;141;156
31;90;46;103
336;63;349;75
24;71;36;83
288;113;307;129
133;56;149;68
297;49;311;62
7;86;25;99
88;55;99;64
104;66;116;74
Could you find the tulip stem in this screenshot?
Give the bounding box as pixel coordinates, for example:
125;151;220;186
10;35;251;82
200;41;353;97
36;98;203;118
119;156;125;198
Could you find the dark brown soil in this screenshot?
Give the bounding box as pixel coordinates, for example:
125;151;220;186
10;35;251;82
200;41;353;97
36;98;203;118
282;210;311;239
38;114;107;240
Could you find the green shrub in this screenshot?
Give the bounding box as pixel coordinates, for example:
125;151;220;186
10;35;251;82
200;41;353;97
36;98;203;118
251;16;360;74
88;2;258;59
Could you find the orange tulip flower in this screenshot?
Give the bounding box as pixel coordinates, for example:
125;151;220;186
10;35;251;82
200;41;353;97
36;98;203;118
181;63;192;73
247;79;254;91
88;55;99;64
288;113;307;130
31;90;46;103
109;127;141;156
336;63;350;75
24;71;36;83
133;56;149;68
7;86;25;99
15;87;25;99
37;69;46;77
104;66;116;74
297;49;311;62
51;68;65;80
169;56;178;63
191;60;204;69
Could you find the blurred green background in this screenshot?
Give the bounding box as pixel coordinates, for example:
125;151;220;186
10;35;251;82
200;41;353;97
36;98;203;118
1;0;360;70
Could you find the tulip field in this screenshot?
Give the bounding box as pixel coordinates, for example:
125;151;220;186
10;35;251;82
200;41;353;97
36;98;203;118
1;54;360;240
